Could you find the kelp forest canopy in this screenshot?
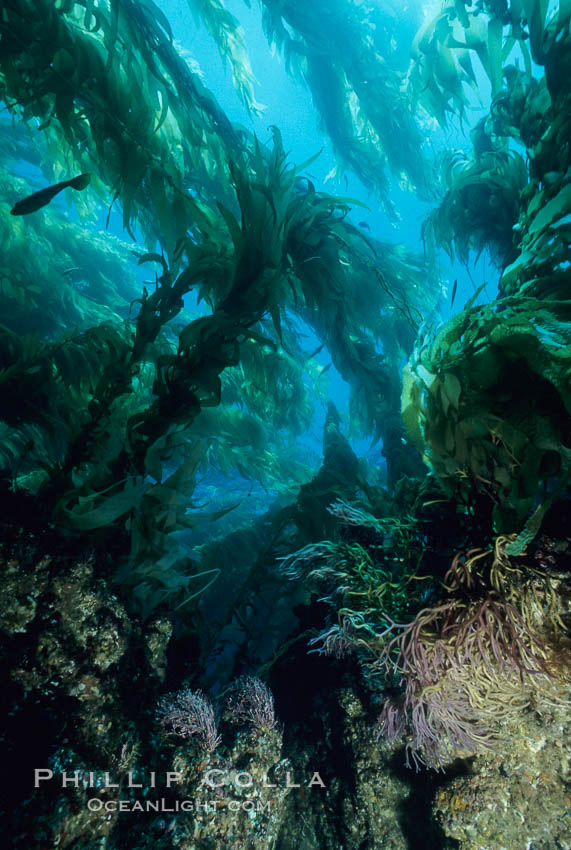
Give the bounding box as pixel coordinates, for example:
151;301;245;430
0;0;570;663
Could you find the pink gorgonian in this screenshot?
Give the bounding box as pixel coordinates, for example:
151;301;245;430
225;675;279;732
157;688;221;752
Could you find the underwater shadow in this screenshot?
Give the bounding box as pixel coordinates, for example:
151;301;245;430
389;750;470;850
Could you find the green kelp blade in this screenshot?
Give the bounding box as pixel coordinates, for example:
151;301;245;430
61;479;148;530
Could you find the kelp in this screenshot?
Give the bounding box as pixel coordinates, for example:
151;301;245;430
0;5;568;814
0;0;438;484
258;0;433;214
407;0;532;125
0;98;430;612
408;0;571;127
489;67;552;150
0;0;243;266
0;72;435;617
423;148;528;268
519;0;571;66
0;174;141;338
0;320;134;492
195;402;381;688
284;205;441;484
407;4;479;125
402;297;571;532
5;0;545;632
222;336;317;436
29;132;306;532
186;406;315;497
421;10;569;278
186;0;264;115
403;1;571;556
451;19;571;300
497;81;571;299
175;125;438;483
413;5;539;269
501;153;571;298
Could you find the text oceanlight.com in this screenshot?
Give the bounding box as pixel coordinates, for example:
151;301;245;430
86;798;274;813
34;768;327;815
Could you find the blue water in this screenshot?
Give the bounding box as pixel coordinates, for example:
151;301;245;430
147;0;497;481
1;0;499;524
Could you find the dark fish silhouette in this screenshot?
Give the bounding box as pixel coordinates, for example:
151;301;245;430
10;173;91;215
358;221;370;229
451;278;458;308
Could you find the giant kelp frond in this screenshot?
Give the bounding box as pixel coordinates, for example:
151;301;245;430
0;322;132;421
423;148;527;268
0;0;243;265
222;336;316;435
188;406;314;501
408;0;571;128
496;78;571;299
407;2;495;124
186;0;264;115
258;0;433;212
402;297;571;533
501;163;571;298
18;132;314;546
0;2;443;617
276;181;438;482
420;43;568;276
420;21;571;299
0;320;133;489
0;167;140;337
489;68;552;150
519;0;571;66
407;0;529;126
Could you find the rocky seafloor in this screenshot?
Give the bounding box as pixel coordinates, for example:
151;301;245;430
2;524;569;850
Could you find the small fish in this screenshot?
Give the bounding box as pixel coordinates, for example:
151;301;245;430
358;221;370;229
10;173;91;215
62;267;89;282
451;278;458;308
